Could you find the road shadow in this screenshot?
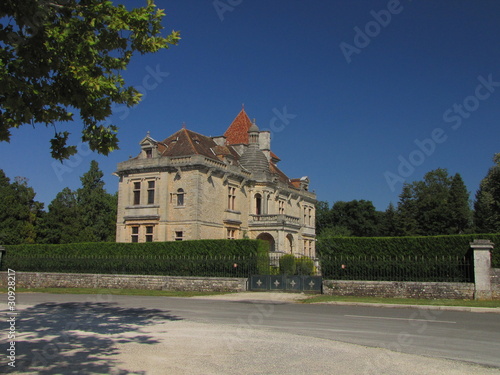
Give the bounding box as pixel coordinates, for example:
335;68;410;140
6;301;183;374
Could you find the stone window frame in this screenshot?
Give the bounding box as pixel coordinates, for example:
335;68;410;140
176;188;185;207
227;186;236;210
227;228;237;240
133;181;141;205
254;193;262;215
278;200;285;215
175;231;183;241
131;226;139;243
145;225;154;242
147;180;155;205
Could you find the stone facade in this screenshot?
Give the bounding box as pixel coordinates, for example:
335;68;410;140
322;280;475;299
115;109;316;257
0;272;247;293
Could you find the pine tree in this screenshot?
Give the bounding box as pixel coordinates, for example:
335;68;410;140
380;202;399;236
38;188;82;243
449;173;472;233
76;161;117;242
396;183;419;236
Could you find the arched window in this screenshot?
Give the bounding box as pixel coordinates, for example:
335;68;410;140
177;188;185;206
255;193;262;215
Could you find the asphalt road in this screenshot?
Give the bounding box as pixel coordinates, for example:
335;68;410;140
3;293;500;374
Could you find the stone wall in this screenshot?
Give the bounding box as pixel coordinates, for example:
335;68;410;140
492;268;500;299
322;280;475;299
0;272;247;293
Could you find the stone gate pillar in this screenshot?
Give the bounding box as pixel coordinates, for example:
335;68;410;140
470;239;494;300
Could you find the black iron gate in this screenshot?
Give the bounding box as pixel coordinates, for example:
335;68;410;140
249;275;322;293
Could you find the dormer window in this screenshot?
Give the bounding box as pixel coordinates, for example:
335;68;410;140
146;149;153;158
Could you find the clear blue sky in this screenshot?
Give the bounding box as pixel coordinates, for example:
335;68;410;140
1;0;500;211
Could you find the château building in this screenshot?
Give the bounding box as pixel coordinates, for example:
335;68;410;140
115;108;316;257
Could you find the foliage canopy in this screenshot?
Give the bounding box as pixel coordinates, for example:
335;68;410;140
0;0;180;159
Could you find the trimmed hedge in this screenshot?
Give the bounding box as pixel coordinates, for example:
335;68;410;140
2;254;265;277
0;239;270;276
317;234;500;268
3;239;268;257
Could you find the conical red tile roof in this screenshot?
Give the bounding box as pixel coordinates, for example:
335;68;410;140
224;108;253;144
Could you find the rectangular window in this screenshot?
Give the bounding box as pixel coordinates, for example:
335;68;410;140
177;189;184;206
227;229;236;239
279;200;285;215
228;187;236;210
131;226;139;243
175;231;183;241
308;208;312;226
146;149;153;158
147;180;155;204
145;226;153;242
133;181;141;205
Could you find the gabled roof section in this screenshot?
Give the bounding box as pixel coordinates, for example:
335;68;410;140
224;108;253;144
139;132;157;146
158;128;220;160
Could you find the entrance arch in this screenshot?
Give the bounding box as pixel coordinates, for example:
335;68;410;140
257;232;275;252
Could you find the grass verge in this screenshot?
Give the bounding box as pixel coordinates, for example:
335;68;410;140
300;295;500;308
0;287;232;297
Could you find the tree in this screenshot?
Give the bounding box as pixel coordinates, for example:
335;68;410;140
76;160;117;242
414;169;454;235
396;169;472;235
37;187;82;243
396;183;419;236
379;202;399;237
315;201;333;236
0;0;180;160
474;153;500;233
330;200;381;237
317;225;352;238
0;171;44;244
448;173;473;233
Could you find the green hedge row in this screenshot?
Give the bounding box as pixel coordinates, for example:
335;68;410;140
4;239;268;257
0;239;270;276
320;255;472;282
317;234;500;268
2;254;266;277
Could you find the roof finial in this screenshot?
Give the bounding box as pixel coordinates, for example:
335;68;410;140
146;131;150;137
242;103;245;110
182;122;186;129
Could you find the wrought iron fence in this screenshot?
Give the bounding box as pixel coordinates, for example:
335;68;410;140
0;254;270;278
319;255;473;282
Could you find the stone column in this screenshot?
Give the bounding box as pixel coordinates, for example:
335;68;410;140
470;239;494;300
